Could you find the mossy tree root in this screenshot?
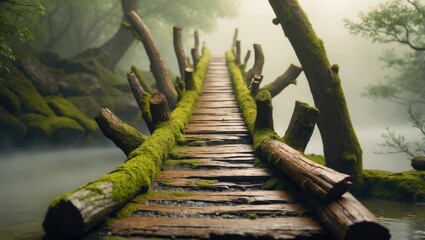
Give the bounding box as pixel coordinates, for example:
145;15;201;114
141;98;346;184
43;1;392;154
95;108;146;156
43;47;210;237
283;101;319;152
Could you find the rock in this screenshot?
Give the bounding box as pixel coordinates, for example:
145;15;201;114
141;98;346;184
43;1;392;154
0;107;26;147
17;58;59;96
58;73;101;96
38;51;61;66
411;157;425;171
0;86;22;115
113;94;139;122
66;96;100;118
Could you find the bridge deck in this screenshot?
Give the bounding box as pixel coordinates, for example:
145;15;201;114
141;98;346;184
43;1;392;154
108;56;330;239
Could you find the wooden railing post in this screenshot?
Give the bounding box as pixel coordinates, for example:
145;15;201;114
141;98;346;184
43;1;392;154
184;67;196;91
255;89;274;130
250;74;263;97
150;92;171;125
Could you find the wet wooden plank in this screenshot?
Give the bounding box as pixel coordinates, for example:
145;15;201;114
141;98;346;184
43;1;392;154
134;190;296;204
185;127;249;134
163;159;253;169
157;178;266;190
192;108;241;114
174;153;257;160
189;115;245;121
133;203;310;216
111;217;326;239
156;169;270;181
176;144;254;153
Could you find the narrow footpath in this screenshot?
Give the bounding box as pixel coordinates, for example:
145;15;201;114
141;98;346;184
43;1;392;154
108;55;329;239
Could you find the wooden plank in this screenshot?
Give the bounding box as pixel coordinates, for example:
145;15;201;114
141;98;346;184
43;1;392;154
156;169;270;180
176;144;254;153
163;159;253;169
156;178;266;189
189;115;245;121
186;122;246;128
192;108;241;114
133;203;310;216
111;217;326;239
185;127;249;134
134;190;296;204
174;153;257;160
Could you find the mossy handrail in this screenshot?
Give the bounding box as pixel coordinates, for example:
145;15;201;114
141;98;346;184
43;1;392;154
226;50;389;240
43;47;211;237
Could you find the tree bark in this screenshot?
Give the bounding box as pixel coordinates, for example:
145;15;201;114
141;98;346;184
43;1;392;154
231;28;239;52
255;90;274;130
244;44;265;85
194;30;200;60
250;74;263;97
127;10;178;109
191;48;198;69
150;92;171;126
261;64;302;97
184;67;196;91
96;0;138;68
283;101;319;152
131;65;155;94
236;40;241;65
243;50;251;66
127;72;154;133
95;108;146;156
308;192;390;240
269;0;363;186
173;26;189;80
261;139;352;202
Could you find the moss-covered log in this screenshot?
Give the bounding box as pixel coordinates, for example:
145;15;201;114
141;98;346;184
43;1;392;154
255;90;274;130
127;10;177;109
173;26;189;80
269;0;363;186
244;44;265;85
43;47;210;237
261;64;302;98
184;67;196;91
283;101;319;152
130;65;155;94
95;108;146;156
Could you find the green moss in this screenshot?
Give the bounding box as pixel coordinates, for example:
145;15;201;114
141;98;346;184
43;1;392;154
361;170;425;203
306;154;325;165
0;86;22;115
0;62;55;117
248;213;257;219
44;96;98;134
131;65;155;94
0;112;26;142
187;140;207;146
263;178;279;190
193;179;216;187
44;47;211;234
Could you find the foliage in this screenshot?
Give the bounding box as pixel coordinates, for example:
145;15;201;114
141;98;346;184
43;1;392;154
345;0;425;158
0;0;45;73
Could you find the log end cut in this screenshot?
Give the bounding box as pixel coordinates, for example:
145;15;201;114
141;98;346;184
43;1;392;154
346;221;391;240
43;199;86;236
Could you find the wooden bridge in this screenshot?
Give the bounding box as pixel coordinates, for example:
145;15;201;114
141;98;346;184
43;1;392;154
42;4;392;240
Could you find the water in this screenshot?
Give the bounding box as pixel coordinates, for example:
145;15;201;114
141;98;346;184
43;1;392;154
0;147;423;239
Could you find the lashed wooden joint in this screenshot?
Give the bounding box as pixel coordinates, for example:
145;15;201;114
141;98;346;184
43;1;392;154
255;89;274;130
184;67;196;91
250;74;263;97
150;92;171;125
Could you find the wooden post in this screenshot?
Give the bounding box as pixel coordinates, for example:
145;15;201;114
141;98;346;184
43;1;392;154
255;90;274;130
173;26;189;80
95;108;146;156
194;30;200;59
175;78;184;102
243;50;251;66
127;11;177;109
250;74;263;97
191;48;198;69
261;64;302;98
244;44;264;85
236;40;241;65
131;65;154;94
231;28;239;53
150;92;171;125
283;101;319;152
184;67;196;91
126;72;153;133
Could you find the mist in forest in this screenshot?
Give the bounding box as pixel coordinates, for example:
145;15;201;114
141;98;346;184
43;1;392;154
202;0;415;170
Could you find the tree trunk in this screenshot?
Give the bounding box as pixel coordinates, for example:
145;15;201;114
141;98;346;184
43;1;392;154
269;0;363;186
95;0;138;68
127;11;178;109
150;92;171;126
261;139;352;202
283;101;319;152
95;108;146;156
173;26;189;80
255;90;274;130
244;44;265;85
261;64;302;97
126;72;154;133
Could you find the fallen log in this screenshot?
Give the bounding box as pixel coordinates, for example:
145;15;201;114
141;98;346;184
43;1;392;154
283;101;319;152
95;108;146;156
261;64;302;97
173;26;189;79
244;44;264;85
127;10;177;109
308;192;391;240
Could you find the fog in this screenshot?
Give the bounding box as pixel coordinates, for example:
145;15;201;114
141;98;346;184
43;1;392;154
201;0;417;171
